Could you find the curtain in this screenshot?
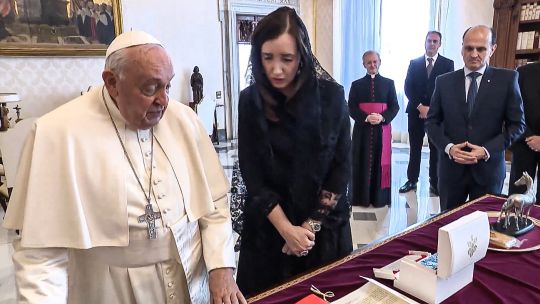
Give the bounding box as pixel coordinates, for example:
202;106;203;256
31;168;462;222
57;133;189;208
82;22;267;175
339;0;382;98
339;0;440;143
378;0;437;143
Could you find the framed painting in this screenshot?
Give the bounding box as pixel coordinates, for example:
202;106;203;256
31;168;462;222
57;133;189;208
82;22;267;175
0;0;122;56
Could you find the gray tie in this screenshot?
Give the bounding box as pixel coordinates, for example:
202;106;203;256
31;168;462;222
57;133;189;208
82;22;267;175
467;72;481;117
427;57;434;78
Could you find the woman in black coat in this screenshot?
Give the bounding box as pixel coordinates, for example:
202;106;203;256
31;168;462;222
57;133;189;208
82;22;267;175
236;6;352;297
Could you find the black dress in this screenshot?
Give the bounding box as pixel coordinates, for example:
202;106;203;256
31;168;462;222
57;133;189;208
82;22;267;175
236;79;352;297
348;74;399;207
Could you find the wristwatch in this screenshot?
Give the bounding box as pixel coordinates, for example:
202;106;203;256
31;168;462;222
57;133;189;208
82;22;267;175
307;219;322;232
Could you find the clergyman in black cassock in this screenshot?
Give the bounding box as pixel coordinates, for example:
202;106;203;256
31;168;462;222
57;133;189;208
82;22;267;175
349;51;399;207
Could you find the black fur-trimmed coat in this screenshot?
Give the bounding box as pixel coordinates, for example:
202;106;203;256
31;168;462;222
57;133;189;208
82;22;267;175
236;79;352;296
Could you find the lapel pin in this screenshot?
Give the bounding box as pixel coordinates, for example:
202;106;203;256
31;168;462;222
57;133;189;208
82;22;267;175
487;79;491;83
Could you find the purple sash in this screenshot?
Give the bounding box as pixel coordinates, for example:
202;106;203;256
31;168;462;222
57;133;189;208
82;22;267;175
359;103;391;189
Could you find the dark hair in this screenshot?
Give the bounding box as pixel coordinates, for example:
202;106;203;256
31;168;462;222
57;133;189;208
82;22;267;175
426;30;442;41
250;6;315;120
462;26;497;45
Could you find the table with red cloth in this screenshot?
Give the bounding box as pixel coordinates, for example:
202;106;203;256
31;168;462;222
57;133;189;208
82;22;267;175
248;195;540;303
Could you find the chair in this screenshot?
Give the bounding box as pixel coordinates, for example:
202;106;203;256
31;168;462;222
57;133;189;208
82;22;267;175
0;118;37;212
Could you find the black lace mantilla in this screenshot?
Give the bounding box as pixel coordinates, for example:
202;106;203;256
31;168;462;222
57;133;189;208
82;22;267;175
230;160;247;251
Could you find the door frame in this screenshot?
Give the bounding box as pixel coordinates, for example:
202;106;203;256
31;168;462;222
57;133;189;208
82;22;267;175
218;0;299;140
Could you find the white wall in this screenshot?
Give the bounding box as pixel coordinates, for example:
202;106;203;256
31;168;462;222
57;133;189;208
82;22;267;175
0;0;224;131
314;0;334;76
440;0;495;69
299;0;314;43
299;0;334;76
0;0;495;129
0;57;104;118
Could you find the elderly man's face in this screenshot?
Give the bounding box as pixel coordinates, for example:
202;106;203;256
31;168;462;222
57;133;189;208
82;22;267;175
107;46;174;130
363;53;380;75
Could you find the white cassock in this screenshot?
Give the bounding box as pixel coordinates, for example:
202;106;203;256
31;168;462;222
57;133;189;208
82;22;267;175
3;86;235;303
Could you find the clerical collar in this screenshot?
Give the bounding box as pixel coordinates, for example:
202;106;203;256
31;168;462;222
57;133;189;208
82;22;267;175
138;129;151;141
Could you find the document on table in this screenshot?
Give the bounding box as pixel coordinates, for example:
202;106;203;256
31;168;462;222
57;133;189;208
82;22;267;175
331;277;419;304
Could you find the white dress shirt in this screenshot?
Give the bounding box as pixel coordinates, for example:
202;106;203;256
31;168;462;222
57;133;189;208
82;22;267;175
444;64;490;160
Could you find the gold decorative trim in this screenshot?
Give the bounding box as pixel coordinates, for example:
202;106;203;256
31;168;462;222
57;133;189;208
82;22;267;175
0;0;123;56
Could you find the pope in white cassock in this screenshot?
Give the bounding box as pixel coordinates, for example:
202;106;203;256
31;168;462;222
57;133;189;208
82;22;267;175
2;31;247;304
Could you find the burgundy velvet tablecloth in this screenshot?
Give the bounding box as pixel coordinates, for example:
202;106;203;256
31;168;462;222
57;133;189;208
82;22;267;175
248;195;540;303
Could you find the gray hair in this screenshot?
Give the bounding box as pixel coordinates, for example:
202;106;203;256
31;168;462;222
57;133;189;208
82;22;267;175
104;44;163;79
104;48;130;79
362;50;381;62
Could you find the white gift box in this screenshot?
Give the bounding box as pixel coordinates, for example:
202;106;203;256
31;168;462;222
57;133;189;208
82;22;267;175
394;211;490;304
373;251;431;280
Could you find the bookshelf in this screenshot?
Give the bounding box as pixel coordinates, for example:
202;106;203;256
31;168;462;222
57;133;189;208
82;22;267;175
492;0;540;69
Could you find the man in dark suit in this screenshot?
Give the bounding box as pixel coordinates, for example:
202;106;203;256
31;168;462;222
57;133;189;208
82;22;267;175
426;25;525;211
509;62;540;202
400;31;454;195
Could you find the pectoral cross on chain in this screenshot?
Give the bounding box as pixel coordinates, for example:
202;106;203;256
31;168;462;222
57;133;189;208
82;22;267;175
138;203;162;239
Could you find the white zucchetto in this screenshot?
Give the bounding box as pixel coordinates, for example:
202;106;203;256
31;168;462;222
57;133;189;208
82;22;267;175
106;31;163;59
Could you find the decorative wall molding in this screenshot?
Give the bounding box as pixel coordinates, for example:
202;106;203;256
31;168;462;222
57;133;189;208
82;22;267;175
0;57;104;119
0;0;226;135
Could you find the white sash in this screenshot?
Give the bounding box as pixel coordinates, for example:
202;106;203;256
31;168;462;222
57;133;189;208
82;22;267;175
171;215;209;303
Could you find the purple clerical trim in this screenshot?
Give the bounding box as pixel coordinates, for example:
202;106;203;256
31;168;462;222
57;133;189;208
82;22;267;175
358;102;391;189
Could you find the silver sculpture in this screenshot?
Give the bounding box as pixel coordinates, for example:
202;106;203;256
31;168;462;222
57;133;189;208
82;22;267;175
497;172;535;231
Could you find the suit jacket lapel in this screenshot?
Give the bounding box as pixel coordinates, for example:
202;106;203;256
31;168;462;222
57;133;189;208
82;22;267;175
454;69;468;120
471;66;493;118
430;57;442;80
420;58;429;80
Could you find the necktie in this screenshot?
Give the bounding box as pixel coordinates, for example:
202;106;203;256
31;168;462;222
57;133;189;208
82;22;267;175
426;57;434;78
467;72;481;117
